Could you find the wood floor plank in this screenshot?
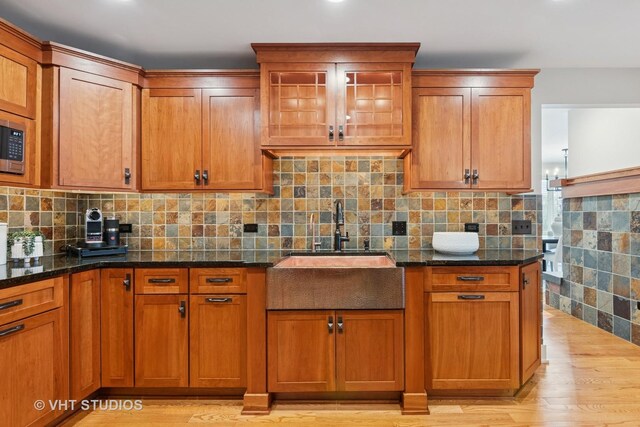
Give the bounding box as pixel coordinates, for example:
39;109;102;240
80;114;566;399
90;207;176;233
62;306;640;426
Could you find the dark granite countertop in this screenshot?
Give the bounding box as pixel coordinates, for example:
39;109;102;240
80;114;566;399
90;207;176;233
0;249;543;289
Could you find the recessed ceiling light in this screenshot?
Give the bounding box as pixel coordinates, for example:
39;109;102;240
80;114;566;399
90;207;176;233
327;0;345;3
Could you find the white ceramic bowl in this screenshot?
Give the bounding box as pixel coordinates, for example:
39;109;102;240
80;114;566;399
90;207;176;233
432;232;479;255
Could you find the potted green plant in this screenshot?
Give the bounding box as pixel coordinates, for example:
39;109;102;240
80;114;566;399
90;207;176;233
8;230;45;265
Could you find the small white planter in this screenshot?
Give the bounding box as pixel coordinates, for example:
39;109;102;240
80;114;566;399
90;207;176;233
10;236;44;265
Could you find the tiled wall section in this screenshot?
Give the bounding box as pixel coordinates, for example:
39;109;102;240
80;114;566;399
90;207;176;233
546;193;640;347
1;156;542;255
0;187;83;255
84;157;541;251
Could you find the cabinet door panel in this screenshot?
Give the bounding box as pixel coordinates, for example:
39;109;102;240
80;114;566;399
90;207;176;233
135;295;188;387
471;88;530;190
190;295;247;388
336;310;404;391
425;292;519;391
336;63;411;147
101;268;134;387
261;63;336;146
0;309;67;427
267;310;335;392
70;269;101;400
202;88;262;190
520;262;541;384
0;43;37;118
141;88;202;190
410;88;470;189
59;68;133;189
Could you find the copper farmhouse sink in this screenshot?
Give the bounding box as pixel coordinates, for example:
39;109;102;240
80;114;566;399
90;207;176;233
266;253;404;310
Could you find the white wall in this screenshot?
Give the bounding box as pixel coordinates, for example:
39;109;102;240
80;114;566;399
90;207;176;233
568;108;640;177
531;68;640;193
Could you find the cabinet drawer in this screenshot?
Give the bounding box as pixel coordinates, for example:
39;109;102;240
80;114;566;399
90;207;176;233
135;268;188;294
190;268;247;294
0;277;64;326
426;266;519;292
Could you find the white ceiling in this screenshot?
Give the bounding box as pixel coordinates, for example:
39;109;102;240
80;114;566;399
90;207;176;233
2;0;640;69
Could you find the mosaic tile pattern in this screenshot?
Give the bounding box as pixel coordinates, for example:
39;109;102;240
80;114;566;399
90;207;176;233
547;193;640;346
1;156;542;256
0;187;84;255
83;157;542;252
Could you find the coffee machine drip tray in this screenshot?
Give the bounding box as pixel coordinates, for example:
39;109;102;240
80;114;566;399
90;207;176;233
66;241;128;258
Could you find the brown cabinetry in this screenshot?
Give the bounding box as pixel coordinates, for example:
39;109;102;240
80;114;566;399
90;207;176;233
254;44;417;152
406;70;538;192
520;262;541;384
425;291;520;392
43;63;138;191
70;269;101;400
267;310;404;393
101;268;134;387
190;294;247;388
134;268;189;387
424;262;542;395
141;72;272;192
0;42;37;118
0;276;67;427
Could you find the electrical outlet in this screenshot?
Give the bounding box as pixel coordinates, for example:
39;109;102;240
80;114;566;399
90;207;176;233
392;221;407;236
512;220;532;235
243;223;258;233
465;223;479;232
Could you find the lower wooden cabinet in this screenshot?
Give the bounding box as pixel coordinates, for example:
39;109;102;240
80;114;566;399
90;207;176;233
70;270;101;400
135;294;189;387
190;295;247;388
101;268;134;387
0;308;67;427
425;291;520;391
267;310;404;393
520;262;542;384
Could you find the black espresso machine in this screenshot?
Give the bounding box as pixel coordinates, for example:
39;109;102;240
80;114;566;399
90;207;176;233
66;208;129;257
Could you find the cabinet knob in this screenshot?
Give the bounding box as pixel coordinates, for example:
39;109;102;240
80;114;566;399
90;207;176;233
464;169;471;184
203;170;209;185
338;125;344;142
523;275;529;289
337;316;344;333
194;170;201;184
123;273;131;291
472;169;479;185
329;126;334;141
178;301;186;318
124;168;131;185
328;316;334;333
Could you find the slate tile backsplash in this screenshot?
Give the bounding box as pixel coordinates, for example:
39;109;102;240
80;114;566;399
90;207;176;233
1;156;542;255
547;192;640;346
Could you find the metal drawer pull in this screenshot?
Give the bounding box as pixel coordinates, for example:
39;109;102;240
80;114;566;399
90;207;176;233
457;276;485;281
206;297;232;303
149;278;176;284
328;316;334;333
337;316;344;333
458;295;485;300
0;324;25;337
206;278;233;283
0;299;23;311
178;301;186;318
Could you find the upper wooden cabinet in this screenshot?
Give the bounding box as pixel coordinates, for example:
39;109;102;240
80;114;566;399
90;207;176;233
406;70;538;192
41;43;142;191
141;71;272;193
253;43;418;153
0;43;37;119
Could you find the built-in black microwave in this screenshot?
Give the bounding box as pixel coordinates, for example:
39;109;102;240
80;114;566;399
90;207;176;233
0;120;25;175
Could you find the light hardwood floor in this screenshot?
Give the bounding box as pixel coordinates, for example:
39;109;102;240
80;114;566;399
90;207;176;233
62;306;640;426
